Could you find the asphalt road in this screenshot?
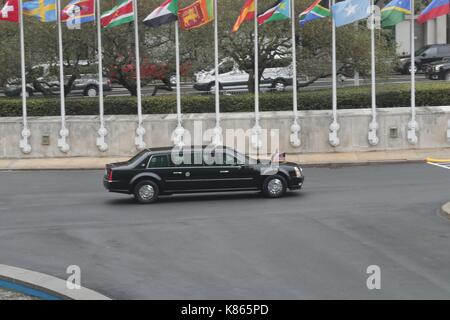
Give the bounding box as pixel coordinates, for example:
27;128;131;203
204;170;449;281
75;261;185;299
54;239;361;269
0;163;450;299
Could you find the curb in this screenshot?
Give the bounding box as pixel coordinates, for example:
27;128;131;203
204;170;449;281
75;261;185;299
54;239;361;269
0;265;111;300
440;202;450;217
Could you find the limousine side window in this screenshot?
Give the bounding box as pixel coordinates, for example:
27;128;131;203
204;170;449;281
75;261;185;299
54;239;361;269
148;155;170;168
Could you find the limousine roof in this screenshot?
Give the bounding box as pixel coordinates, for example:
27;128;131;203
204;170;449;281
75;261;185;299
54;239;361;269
147;145;234;153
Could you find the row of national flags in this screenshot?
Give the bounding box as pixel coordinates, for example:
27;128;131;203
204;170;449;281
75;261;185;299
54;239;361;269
1;0;449;31
299;0;450;28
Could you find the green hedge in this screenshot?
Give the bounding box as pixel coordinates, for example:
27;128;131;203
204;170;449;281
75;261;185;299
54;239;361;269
1;82;450;117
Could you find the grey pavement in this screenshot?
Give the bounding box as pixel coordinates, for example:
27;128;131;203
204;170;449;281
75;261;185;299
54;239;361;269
0;163;450;299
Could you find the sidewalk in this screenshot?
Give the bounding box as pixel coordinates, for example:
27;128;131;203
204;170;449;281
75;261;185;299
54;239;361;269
1;148;449;170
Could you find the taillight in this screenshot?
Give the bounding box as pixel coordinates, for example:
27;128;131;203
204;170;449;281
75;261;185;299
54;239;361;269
107;169;113;182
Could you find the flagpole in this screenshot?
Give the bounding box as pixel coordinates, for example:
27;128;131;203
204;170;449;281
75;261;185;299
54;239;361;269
329;0;339;147
251;0;261;150
57;0;70;153
171;20;185;147
211;0;222;146
407;0;418;144
132;0;146;150
290;0;301;147
368;0;379;146
18;0;31;154
95;0;107;152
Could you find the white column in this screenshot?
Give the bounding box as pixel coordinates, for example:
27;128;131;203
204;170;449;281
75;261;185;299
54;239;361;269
95;0;107;151
18;0;31;154
329;0;340;147
133;0;146;150
407;8;418;144
368;0;379;146
251;0;262;150
290;0;301;147
172;21;185;147
211;0;222;146
56;0;70;153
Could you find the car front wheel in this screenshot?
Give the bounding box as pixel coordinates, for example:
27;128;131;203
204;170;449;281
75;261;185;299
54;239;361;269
273;79;287;92
134;180;159;204
84;85;99;97
262;175;287;198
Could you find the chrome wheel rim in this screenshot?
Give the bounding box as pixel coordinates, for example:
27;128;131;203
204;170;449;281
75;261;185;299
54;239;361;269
139;185;154;201
275;82;285;92
87;88;97;97
268;178;283;195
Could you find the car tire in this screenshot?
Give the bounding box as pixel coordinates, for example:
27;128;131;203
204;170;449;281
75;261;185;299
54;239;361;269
262;174;287;198
208;82;223;92
273;79;287;92
20;88;33;97
134;180;159;204
84;85;99;97
445;71;450;81
406;63;418;75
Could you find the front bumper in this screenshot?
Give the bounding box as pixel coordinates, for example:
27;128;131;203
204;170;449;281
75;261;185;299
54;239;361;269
288;176;304;190
193;82;211;91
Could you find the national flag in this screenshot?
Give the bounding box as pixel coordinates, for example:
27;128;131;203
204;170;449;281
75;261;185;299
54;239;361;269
299;0;331;26
380;0;411;28
101;0;134;29
23;0;57;22
332;0;371;27
417;0;450;24
258;0;290;25
0;0;19;22
61;0;95;25
179;0;213;30
143;0;179;28
232;0;255;32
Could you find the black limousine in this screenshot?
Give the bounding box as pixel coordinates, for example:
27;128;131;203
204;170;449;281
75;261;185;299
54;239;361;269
103;146;304;203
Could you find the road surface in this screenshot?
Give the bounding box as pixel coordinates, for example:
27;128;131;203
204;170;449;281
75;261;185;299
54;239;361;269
0;163;449;299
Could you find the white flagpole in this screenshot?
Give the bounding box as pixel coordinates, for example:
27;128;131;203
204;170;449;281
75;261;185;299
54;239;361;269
18;0;31;154
329;0;340;147
251;0;262;150
172;20;185;147
95;0;108;151
211;0;222;146
368;0;379;146
133;0;146;150
57;0;70;153
407;0;418;144
290;0;301;147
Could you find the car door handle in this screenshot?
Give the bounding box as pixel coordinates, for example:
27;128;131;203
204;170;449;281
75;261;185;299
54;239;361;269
220;170;230;174
173;171;183;175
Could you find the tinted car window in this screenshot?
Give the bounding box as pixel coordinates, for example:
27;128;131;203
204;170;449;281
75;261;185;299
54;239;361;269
424;47;437;56
438;46;450;55
148;155;169;168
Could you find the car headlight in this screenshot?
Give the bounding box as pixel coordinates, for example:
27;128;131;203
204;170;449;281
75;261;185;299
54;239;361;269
294;166;302;177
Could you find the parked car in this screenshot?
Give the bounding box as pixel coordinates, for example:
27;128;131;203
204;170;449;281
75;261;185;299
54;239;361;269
423;58;450;80
397;44;450;74
5;74;112;97
193;58;293;92
103;146;305;204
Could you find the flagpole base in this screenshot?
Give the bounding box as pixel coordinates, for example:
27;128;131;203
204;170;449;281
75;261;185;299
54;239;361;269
135;125;146;151
172;125;186;148
328;121;340;147
19;127;32;154
368;120;379;146
251;124;262;150
407;120;419;145
58;128;70;153
290;120;301;147
96;126;108;152
211;125;223;146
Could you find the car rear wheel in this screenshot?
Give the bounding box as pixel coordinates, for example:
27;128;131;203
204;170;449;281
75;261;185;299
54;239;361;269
406;63;418;74
273;79;287;92
134;180;159;204
84;85;99;97
262;174;287;198
445;71;450;81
